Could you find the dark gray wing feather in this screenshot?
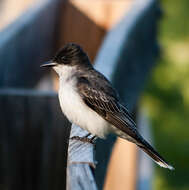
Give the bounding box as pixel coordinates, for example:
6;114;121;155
76;70;174;170
76;70;139;140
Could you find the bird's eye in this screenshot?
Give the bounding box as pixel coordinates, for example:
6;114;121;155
61;56;68;62
61;56;70;64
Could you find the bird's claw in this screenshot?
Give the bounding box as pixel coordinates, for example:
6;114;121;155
70;136;97;144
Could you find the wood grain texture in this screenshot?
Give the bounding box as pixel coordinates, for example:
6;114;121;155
0;89;70;190
67;125;97;190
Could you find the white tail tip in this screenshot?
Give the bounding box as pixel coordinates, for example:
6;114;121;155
156;161;175;170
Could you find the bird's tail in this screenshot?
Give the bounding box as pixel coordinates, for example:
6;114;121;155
137;140;174;170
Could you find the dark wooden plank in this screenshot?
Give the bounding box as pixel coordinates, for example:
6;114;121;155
0;89;70;190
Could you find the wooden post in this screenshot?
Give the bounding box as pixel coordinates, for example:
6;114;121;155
66;126;97;190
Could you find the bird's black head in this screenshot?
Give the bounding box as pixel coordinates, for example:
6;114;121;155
41;43;92;68
52;43;91;67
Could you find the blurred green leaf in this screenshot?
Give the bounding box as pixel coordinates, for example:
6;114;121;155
141;0;189;189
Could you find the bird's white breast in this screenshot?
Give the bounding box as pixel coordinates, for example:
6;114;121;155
57;66;110;138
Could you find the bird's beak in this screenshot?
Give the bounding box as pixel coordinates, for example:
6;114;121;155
40;61;57;68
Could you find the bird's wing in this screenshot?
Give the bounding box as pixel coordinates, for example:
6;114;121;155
77;74;174;170
76;74;140;141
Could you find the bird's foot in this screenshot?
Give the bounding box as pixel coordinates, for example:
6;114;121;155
70;134;97;144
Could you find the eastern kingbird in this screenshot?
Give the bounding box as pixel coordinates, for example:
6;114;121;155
41;43;174;170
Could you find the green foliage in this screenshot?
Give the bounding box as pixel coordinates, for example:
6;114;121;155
141;0;189;189
160;0;189;41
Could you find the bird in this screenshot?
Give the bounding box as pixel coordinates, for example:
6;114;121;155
41;43;174;170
